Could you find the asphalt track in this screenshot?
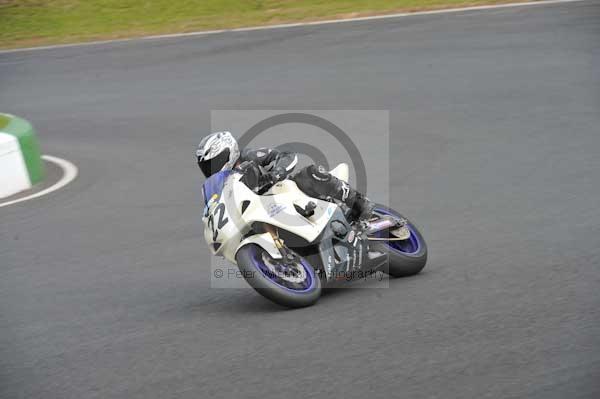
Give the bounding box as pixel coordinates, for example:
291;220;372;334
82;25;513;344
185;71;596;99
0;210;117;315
1;1;600;398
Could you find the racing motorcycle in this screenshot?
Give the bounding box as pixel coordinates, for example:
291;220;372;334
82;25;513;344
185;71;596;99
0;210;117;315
202;163;427;308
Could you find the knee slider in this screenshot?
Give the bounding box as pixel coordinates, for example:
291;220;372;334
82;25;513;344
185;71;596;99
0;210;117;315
308;165;331;182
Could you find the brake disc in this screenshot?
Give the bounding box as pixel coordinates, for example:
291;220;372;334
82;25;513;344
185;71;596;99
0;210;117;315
262;253;307;284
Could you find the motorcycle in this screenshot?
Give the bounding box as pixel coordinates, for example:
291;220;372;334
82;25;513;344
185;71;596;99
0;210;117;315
202;163;427;308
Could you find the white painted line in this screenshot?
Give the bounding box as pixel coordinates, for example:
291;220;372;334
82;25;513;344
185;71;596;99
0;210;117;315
0;155;78;208
0;0;587;55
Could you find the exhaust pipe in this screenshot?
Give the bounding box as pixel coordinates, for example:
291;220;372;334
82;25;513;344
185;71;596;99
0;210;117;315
366;216;400;234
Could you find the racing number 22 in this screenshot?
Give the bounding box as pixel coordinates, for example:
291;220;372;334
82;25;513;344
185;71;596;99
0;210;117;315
208;203;228;242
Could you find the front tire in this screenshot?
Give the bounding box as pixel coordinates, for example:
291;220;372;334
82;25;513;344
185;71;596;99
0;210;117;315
236;244;321;308
371;204;428;277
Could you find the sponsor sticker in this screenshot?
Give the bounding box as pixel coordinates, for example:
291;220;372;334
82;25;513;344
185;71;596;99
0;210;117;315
347;230;355;243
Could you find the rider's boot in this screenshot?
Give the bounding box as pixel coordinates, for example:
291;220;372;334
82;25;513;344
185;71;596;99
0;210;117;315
292;165;375;222
333;175;374;222
345;188;375;222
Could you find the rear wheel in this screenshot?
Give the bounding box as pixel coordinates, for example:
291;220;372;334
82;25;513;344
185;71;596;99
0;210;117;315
370;204;427;277
236;244;321;308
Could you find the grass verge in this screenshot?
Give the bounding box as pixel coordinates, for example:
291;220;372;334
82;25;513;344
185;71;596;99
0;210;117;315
1;0;530;49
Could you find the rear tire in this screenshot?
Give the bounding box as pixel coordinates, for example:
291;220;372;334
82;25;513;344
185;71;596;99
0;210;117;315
371;204;428;278
236;244;321;308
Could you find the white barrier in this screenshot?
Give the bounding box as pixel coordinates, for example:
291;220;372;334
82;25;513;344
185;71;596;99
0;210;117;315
0;132;32;198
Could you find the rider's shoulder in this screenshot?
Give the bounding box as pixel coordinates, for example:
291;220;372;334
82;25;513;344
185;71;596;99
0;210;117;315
241;147;273;161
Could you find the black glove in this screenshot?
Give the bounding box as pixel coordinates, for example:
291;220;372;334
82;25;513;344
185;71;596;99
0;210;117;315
258;171;276;187
267;166;287;183
235;160;256;174
255;167;286;192
239;163;287;192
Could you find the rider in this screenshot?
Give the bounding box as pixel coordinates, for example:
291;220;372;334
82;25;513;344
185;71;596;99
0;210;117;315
196;131;374;222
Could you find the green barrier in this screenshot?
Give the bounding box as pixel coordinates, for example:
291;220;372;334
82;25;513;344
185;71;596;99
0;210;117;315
0;114;10;129
0;113;45;184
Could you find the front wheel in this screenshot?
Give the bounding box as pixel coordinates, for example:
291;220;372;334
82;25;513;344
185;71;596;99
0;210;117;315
235;244;321;308
370;204;428;277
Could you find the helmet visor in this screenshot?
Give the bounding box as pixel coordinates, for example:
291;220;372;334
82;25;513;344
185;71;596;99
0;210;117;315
198;148;230;178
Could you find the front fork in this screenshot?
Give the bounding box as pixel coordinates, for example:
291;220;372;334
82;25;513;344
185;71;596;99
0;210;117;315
264;223;298;266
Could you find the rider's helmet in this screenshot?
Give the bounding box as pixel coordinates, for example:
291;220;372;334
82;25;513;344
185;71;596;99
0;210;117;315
196;131;240;178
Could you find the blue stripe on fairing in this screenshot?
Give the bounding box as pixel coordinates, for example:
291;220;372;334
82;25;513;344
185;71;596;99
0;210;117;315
202;169;232;205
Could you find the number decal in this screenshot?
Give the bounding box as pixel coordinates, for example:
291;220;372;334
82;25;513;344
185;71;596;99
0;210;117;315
207;214;215;240
215;203;229;229
209;203;229;242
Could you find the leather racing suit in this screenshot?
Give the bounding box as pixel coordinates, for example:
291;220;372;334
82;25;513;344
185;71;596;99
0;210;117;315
237;147;373;221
